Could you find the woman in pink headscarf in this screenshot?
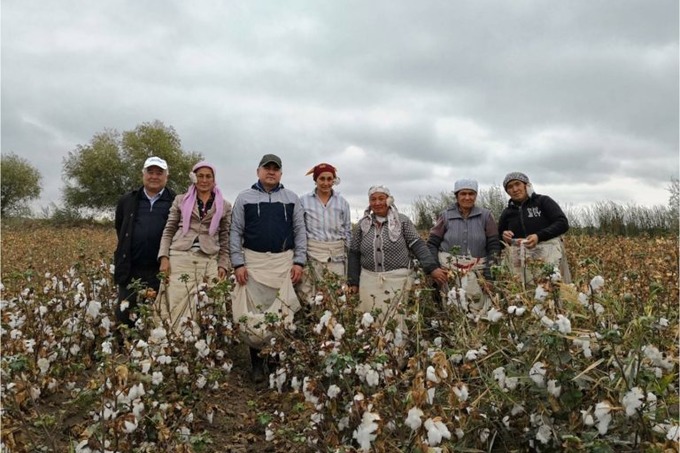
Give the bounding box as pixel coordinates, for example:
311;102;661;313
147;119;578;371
157;161;232;336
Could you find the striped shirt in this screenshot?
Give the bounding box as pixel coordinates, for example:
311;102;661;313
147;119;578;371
300;190;351;247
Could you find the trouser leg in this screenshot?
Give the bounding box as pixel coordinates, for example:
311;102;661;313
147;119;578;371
249;347;266;383
116;271;161;329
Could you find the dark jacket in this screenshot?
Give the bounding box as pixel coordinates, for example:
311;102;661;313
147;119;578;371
114;186;176;285
497;193;568;243
230;181;307;268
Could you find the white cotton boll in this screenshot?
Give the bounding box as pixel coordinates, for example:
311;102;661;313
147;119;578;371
123;418;138;433
150;327;167;342
140;360;152;374
426;366;440;383
555;315;571;334
314;293;324;305
581;409;594;426
529;362;546;387
361;312;374;327
540;316;554;329
433;337;442;348
152;372;163;385
30;385;41;400
449;354;463;365
157;355;172;365
196;375;207;389
452;384;469;402
37;358;50;375
405;407;424;431
365;369;380;387
643;344;674;370
507;305;517;314
505;376;519;390
128;383;145;400
273;368;287;393
485;307;503;323
536;424;552;444
646;392;657;416
593;303;604;315
86;301;101;319
667;425;680;442
657;317;669;328
547;380;561;397
132;401;144;419
594;401;612;418
352;411;380;452
291;376;301;392
195;339;210;357
550;267;561;283
534;286;549;301
427;387;436;405
596;412;611;435
175;364;189;375
69;344;80;356
424;418;451;446
332;323;345;340
327;385;341;399
311;412;323;425
532;305;545;317
622;387;644;416
589;276;605;292
578;292;589;306
103;405;118;420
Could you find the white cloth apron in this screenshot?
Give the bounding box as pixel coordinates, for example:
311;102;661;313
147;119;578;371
231;249;301;348
358;268;414;332
299;239;346;303
505;236;571;284
438;252;490;313
154;249;217;336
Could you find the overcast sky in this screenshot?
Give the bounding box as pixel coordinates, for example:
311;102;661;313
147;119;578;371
2;0;678;219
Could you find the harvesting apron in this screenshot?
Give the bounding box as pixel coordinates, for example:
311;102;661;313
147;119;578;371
231;249;301;349
358;267;414;332
298;239;346;303
438;252;491;313
155;249;217;337
505;237;571;284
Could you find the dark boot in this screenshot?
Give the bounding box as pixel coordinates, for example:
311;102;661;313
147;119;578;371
249;347;266;384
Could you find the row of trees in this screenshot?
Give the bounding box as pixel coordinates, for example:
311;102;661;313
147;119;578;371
1;121;202;218
2;119;679;234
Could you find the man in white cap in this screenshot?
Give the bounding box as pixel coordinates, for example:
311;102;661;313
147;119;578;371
114;156;176;335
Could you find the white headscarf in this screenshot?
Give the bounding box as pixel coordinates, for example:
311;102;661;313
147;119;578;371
359;185;401;242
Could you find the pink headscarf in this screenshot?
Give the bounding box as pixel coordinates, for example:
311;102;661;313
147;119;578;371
180;161;225;236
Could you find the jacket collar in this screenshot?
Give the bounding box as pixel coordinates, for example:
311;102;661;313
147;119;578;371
252;181;284;193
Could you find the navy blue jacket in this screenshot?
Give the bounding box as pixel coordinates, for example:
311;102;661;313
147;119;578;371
114;187;175;285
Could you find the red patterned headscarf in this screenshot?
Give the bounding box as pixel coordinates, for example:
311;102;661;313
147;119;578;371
305;163;337;181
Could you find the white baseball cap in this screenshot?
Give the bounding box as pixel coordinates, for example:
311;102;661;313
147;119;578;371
143;156;168;171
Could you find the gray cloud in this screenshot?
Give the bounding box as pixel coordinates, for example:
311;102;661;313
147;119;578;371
2;0;677;216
